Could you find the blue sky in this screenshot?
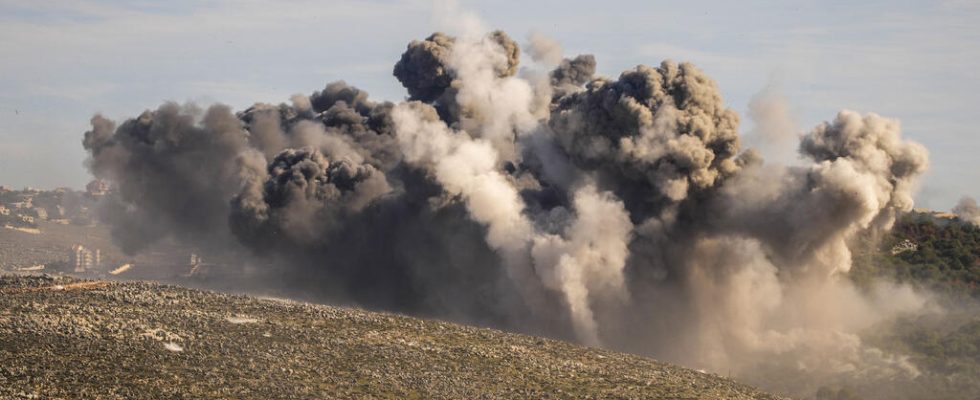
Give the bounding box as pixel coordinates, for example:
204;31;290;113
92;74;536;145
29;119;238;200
0;0;976;209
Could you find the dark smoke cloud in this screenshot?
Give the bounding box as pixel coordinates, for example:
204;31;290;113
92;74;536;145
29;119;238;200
393;30;520;120
549;60;741;219
82;103;250;253
550;54;596;97
238;103;294;158
310;80;373;114
230;146;391;248
393;32;456;103
82;24;944;400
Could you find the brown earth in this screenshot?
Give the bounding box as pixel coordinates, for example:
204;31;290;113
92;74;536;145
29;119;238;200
0;274;786;399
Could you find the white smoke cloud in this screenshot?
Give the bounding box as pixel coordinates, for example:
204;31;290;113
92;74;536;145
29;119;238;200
530;183;633;345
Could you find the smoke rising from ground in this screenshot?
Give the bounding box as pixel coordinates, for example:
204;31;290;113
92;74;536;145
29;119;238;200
953;196;980;225
82;16;944;399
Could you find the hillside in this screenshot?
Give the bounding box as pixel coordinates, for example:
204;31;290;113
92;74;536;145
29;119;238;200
0;274;784;399
851;211;980;297
847;213;980;399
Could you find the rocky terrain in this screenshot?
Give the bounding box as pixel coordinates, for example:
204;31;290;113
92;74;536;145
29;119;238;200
0;274;784;399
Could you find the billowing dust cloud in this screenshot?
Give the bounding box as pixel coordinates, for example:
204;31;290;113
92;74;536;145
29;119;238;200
82;15;937;398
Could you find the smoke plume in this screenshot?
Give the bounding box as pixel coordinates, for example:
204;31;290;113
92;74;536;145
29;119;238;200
82;15;943;399
745;82;798;163
953;196;980;225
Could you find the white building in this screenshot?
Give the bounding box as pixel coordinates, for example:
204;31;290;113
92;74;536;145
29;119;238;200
70;244;101;273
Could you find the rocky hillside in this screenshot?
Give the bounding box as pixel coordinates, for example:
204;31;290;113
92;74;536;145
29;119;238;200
0;274;783;399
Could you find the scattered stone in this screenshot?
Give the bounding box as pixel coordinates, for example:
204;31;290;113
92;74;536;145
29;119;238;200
0;274;785;399
163;342;184;352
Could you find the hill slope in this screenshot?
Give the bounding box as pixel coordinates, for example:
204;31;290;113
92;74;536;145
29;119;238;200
0;274;784;399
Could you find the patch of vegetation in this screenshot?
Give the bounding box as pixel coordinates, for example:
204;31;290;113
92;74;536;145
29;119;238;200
859;312;980;400
840;213;980;400
852;214;980;298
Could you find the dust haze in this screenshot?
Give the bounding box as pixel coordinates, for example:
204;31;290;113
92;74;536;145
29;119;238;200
79;7;962;399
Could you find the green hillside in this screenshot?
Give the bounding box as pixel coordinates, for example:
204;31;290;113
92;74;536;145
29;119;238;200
846;213;980;399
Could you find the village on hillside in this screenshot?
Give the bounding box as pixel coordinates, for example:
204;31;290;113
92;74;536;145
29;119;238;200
0;181;237;282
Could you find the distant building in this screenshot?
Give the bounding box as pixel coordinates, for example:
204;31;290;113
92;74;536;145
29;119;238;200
890;239;918;255
10;198;32;209
184;252;224;278
86;180;110;198
186;253;203;277
70;244;101;273
0;205;9;216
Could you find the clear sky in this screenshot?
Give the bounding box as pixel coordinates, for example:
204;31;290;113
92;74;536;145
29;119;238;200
0;0;976;210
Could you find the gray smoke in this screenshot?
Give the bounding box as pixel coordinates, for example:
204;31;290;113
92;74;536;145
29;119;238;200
393;30;522;125
745;83;798;163
392;31;519;101
526;32;563;66
393;32;456;102
952;196;980;225
229;146;391;248
550;54;595;92
82;103;250;253
82;19;944;399
549;60;742;219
